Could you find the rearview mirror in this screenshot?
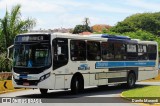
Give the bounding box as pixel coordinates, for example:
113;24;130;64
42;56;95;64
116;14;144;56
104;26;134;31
7;45;14;60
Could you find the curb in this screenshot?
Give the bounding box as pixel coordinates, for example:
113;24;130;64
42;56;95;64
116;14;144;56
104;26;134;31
120;91;160;106
0;88;25;94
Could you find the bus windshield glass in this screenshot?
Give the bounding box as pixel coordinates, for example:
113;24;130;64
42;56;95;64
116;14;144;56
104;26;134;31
13;44;51;67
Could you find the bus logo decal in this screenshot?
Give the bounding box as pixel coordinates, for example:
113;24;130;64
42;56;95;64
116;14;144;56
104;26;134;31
78;64;90;70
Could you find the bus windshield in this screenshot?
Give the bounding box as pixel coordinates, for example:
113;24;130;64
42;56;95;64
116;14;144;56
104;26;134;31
13;43;51;68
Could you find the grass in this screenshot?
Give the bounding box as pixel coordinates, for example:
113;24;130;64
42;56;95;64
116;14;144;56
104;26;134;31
122;86;160;97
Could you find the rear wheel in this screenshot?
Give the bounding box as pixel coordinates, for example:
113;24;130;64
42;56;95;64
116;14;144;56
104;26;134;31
40;89;48;95
126;73;136;88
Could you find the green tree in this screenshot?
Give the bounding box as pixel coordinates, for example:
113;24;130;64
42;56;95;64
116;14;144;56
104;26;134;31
123;30;156;41
110;22;136;33
0;4;36;52
0;4;36;72
73;17;92;34
102;28;107;33
0;29;4;52
73;25;85;34
111;12;160;36
0;52;12;72
72;24;92;34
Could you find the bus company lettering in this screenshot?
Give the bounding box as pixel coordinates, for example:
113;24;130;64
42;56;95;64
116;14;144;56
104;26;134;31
95;62;108;68
95;61;155;68
135;62;146;65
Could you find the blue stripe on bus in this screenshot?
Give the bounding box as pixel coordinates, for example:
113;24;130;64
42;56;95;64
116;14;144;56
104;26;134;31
95;61;156;69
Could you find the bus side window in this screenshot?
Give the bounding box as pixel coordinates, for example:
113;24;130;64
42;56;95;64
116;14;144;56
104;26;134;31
148;45;157;60
70;40;86;61
138;45;148;60
101;42;114;60
114;43;126;60
87;41;101;61
52;38;68;70
126;44;138;60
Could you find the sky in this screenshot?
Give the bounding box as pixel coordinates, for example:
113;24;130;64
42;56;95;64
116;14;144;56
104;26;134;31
0;0;160;30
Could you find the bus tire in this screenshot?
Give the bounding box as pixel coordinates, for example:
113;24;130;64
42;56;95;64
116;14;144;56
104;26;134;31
40;89;48;95
126;72;136;88
71;76;83;94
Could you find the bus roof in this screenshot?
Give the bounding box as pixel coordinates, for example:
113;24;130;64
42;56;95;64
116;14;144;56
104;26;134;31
52;33;157;45
17;32;158;45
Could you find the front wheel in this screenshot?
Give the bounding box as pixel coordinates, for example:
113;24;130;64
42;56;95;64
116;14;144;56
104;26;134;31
40;89;48;95
71;76;83;94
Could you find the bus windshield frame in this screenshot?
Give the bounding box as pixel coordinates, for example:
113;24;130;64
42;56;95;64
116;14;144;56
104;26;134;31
13;34;51;68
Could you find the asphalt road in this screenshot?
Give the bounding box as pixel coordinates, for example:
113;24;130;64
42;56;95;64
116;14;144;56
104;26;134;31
0;82;160;106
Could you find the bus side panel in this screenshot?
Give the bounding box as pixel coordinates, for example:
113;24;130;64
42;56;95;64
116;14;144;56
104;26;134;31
64;75;72;89
89;74;98;86
38;74;55;89
98;79;107;85
137;70;158;81
83;74;90;86
96;73;107;85
55;75;65;89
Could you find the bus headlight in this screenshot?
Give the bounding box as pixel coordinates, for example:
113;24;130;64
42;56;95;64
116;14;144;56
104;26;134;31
13;73;19;79
39;72;50;82
40;76;45;81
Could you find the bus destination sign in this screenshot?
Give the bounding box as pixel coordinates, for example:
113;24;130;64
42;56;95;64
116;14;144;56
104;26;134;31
21;36;43;41
15;35;50;42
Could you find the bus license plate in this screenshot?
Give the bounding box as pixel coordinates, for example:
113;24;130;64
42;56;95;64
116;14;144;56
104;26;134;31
23;82;29;86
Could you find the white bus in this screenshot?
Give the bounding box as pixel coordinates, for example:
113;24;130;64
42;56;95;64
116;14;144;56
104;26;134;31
11;33;159;94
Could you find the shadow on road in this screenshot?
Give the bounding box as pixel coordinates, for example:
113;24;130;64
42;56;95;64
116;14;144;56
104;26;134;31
16;84;149;99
